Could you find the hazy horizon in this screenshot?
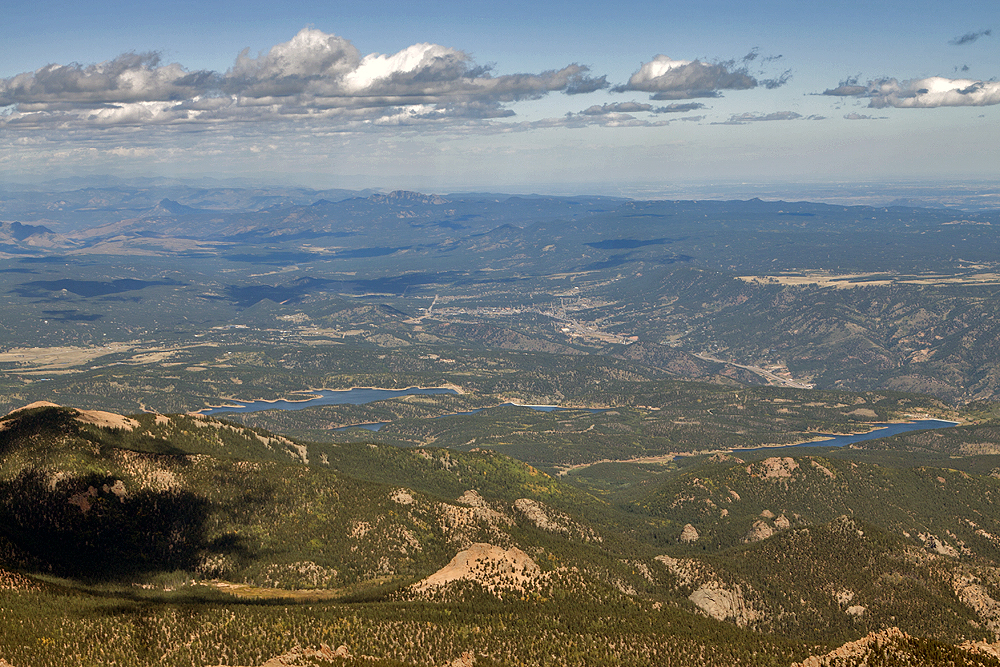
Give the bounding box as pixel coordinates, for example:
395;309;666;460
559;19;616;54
4;171;1000;213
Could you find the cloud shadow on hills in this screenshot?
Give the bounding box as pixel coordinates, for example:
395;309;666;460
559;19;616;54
11;278;184;298
584;237;673;250
226;271;469;306
0;469;249;580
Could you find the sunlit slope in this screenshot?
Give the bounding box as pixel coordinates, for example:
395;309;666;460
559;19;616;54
633;454;1000;560
628;454;1000;644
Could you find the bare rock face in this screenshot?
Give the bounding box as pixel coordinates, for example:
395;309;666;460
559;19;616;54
832;588;855;606
679;523;700;543
689;584;757;627
322;646;352;660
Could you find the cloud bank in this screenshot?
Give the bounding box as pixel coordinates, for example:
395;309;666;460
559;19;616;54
1;29;809;146
0;28;608;131
579;101;706;115
823;75;1000;108
711;111;824;125
843;112;886;120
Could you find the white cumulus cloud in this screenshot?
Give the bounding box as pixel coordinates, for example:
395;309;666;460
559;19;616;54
0;27;608;132
0;53;216;108
612;52;788;100
824;75;1000;108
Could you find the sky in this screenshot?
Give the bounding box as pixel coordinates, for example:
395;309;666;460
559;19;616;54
1;0;999;194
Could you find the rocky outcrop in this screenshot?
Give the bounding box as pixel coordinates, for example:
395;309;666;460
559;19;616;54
514;498;564;532
792;628;909;666
456;490;487;507
792;628;1000;666
263;644;350;666
391;489;416;505
437;498;513;547
958;640;1000;659
679;524;700;543
443;652;476;667
207;643;352;666
513;498;600;542
953;572;1000;635
918;532;959;557
414;543;541;595
742;520;775;543
689;584;758;627
747;456;799;479
811;460;836;478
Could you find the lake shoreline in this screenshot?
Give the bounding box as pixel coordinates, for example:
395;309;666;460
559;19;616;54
555;418;962;476
743;418;961;451
195;385;464;415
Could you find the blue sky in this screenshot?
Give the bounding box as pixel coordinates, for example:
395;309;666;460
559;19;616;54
2;0;998;193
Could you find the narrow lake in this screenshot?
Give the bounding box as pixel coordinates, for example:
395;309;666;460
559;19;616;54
202;387;458;415
744;419;960;451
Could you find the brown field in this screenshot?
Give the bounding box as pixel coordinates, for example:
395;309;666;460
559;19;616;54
0;342;219;372
0;343;134;369
738;271;1000;288
203;576;398;601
